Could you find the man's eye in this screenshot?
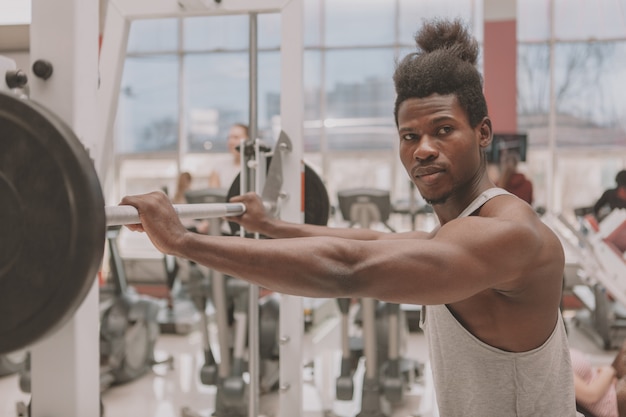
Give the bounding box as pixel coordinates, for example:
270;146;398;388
437;126;452;135
402;133;417;141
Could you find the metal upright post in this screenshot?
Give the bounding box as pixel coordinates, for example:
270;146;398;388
278;1;305;416
29;0;100;415
247;12;261;417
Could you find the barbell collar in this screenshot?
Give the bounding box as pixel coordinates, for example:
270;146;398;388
104;203;247;226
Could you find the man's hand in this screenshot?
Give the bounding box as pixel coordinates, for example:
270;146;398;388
120;191;189;255
228;192;273;235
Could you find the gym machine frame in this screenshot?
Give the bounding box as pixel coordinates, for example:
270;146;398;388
24;0;306;416
26;1;101;416
549;210;626;350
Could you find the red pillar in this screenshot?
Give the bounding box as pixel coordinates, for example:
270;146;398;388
484;0;517;134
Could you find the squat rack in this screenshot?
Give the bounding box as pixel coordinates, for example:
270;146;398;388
27;0;305;416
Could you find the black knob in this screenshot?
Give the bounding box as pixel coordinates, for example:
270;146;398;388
32;60;53;80
5;70;28;88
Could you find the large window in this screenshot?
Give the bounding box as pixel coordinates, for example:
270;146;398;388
515;0;626;213
398;0;480;44
322;49;396;151
117;1;477;157
184;52;250;153
324;0;395;47
117;54;179;153
554;0;626;40
113;0;626;224
119;14;282;155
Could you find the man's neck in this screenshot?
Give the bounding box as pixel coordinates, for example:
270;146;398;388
432;177;496;225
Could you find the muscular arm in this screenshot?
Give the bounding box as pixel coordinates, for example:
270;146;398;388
121;192;550;305
179;221;536;303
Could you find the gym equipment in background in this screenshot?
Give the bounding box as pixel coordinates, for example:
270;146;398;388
334;188;422;417
180;135;329;417
183;187;256;417
550;208;626;350
391;181;436;233
0;351;28;378
16;226;172;416
8;2;310;416
337;188;396;233
226;159;330;236
157;188;233;337
99;225;171;386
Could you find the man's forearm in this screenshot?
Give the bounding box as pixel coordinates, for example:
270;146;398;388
175;231;356;298
256;218;391;240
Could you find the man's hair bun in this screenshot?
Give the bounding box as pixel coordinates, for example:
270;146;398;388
415;18;479;66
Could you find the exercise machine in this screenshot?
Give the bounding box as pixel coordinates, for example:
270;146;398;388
547;208;626;349
180;131;330;416
392;181;437;234
16;225;171;415
158;206;218;337
334;188;422;417
338;188;396;233
181;185;280;417
158;253;203;335
0;351;28;378
1;1;314;416
99;225;170;386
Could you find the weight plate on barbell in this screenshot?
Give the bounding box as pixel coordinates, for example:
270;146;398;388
226;158;330;235
0;92;106;354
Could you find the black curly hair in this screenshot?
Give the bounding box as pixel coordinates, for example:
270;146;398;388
393;18;488;128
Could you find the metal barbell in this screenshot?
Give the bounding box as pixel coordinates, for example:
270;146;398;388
104;202;247;226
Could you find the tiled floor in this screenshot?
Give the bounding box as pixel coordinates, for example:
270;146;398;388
0;298;430;417
0;304;618;417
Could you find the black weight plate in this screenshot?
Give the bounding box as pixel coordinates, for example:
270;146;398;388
226;158;330;235
0;91;106;354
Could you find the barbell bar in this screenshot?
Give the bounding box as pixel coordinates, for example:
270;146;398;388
104;202;247;226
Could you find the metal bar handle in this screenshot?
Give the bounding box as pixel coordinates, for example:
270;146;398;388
104;203;246;226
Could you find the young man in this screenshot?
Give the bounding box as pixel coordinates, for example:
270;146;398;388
121;18;575;416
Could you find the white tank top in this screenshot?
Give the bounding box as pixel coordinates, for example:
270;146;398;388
421;188;576;416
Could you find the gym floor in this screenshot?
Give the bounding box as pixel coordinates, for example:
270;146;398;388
0;308;617;417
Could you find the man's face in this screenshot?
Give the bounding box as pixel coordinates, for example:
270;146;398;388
397;94;487;205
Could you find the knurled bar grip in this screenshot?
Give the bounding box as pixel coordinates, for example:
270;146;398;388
104;203;247;226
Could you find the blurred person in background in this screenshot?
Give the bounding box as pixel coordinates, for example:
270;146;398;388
593;170;626;222
208;123;247;189
497;151;533;205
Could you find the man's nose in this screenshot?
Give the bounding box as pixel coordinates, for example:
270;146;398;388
413;136;438;161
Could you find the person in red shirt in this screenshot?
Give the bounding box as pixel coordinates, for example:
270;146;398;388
498;152;533;205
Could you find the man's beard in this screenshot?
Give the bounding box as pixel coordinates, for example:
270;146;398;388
424;192;450;206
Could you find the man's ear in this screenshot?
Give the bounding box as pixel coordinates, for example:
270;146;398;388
478;117;493;149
